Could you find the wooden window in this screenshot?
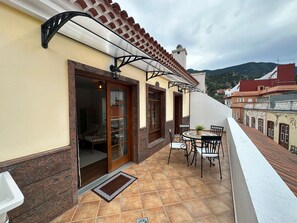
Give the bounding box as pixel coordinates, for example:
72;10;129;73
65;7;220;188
148;88;163;142
279;123;289;149
258;118;264;133
267;121;274;139
246;115;249;127
251;117;255;128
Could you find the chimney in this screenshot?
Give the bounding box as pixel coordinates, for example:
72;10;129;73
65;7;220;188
172;44;187;69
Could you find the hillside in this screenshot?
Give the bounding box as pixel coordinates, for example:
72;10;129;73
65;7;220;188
188;62;297;104
188;62;278;77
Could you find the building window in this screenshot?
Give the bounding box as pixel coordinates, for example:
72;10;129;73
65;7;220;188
258;85;265;91
258;118;264;133
246;115;249;127
237;98;244;103
279;123;289;149
148;87;164;142
251;117;255;128
248;98;253;102
267;121;274;139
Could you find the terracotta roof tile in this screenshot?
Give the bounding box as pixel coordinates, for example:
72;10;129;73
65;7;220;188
111;2;121;14
115;27;123;34
98;3;106;12
107;22;116;29
103;0;112;7
74;0;88;10
107;11;115;19
98;15;108;23
119;10;128;20
88;8;98;17
127;17;135;26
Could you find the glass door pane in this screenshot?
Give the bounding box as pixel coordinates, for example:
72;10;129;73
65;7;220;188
108;85;130;171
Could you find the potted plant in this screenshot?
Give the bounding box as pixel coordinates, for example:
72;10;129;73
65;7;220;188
195;125;205;135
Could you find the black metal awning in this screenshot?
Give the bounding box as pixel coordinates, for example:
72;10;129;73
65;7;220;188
168;81;202;93
41;11;194;85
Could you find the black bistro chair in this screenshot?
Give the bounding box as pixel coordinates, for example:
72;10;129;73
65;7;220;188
196;135;222;179
167;129;189;165
210;125;224;157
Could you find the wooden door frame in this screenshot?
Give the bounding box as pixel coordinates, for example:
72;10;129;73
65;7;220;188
174;93;183;134
279;123;289;149
68;60;139;189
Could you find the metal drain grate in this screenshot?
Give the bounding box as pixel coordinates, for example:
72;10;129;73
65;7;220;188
136;217;149;223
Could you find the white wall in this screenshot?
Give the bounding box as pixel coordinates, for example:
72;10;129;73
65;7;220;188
227;117;297;223
191;72;206;93
190;92;232;130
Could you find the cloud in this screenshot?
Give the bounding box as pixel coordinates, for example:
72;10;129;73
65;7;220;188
115;0;297;70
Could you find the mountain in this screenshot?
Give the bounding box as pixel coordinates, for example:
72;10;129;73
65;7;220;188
188;62;278;78
188;62;297;104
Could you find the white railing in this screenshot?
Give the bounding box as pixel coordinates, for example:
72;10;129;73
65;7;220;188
227;117;297;223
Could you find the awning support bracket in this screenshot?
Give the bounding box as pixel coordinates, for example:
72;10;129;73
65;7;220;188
41;11;92;48
114;55;155;70
168;81;201;93
146;70;176;81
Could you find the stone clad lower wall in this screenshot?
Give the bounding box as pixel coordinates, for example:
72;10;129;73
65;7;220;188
137;118;190;163
0;146;76;223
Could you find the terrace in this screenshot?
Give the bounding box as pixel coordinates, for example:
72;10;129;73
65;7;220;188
52;133;234;222
51;112;297;223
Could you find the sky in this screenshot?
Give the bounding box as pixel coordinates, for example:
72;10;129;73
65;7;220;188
115;0;297;70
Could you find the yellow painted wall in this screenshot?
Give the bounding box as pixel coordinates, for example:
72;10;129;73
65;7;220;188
267;112;297;150
0;4;190;161
183;93;190;117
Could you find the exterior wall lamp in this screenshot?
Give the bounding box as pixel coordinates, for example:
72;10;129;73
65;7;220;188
109;65;121;80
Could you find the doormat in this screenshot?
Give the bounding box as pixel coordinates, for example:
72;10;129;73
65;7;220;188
92;171;137;202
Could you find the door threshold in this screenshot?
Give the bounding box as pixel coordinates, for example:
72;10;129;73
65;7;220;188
78;162;134;196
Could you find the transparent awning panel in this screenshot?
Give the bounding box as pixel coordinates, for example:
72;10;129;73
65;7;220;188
55;14;193;85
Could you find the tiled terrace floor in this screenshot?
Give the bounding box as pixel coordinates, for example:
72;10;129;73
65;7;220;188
240;123;297;196
52;135;234;223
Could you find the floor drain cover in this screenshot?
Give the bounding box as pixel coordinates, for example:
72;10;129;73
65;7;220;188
136;217;148;223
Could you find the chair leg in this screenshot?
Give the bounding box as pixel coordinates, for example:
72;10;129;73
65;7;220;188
221;142;225;157
201;156;203;178
167;147;172;165
184;149;189;167
218;156;222;179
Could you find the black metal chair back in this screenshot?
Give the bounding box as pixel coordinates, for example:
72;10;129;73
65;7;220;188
201;135;222;154
167;129;188;165
210;125;225;157
210;125;224;136
199;135;222;179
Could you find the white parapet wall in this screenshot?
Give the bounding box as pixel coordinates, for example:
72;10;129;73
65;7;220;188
190;92;232;129
227;117;297;223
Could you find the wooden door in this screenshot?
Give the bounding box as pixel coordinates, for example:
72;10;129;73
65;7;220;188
107;83;131;172
267;121;274;139
174;94;182;134
279;123;289;149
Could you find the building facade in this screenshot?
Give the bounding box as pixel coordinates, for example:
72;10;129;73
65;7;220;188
0;1;199;222
244;93;297;151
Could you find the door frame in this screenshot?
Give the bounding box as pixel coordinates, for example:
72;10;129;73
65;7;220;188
68;60;139;189
279;123;289;149
174;93;183;135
